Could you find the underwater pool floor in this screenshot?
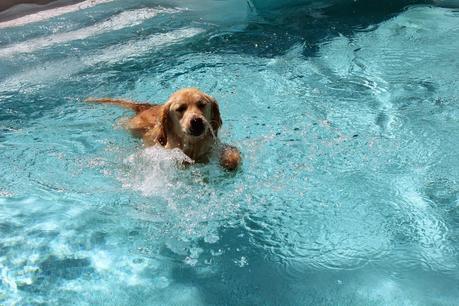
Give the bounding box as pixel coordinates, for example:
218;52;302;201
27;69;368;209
0;1;458;305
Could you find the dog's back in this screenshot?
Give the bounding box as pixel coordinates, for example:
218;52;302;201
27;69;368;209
85;97;154;113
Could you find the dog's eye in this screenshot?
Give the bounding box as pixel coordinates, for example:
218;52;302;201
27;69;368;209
176;105;187;113
197;101;207;108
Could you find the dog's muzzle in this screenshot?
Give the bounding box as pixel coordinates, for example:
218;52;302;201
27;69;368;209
189;117;205;136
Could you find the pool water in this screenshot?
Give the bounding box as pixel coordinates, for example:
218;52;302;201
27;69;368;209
0;0;458;305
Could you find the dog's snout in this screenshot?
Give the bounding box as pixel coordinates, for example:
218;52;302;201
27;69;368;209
189;117;205;136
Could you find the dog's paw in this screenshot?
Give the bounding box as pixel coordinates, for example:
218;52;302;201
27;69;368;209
220;145;241;171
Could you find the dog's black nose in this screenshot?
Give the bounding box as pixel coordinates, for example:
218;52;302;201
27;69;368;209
190;117;205;136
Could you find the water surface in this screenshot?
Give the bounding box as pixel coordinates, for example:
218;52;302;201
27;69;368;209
0;1;458;305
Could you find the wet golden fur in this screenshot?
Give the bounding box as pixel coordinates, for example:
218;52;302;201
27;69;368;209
85;88;241;170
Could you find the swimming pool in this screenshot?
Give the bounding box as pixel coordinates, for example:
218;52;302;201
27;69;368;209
0;0;458;305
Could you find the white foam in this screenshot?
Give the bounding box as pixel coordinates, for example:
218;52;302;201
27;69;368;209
121;146;193;197
0;7;178;57
0;0;113;29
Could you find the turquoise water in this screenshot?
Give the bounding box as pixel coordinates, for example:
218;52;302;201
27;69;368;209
1;0;458;305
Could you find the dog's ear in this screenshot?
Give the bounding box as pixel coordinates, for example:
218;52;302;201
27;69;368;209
210;97;222;133
155;104;170;146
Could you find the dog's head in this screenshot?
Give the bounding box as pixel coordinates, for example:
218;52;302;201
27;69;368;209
156;88;222;145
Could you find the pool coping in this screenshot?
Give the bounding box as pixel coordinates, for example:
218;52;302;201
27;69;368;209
0;0;81;23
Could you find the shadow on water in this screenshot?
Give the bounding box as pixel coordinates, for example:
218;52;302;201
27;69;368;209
166;225;346;305
166;220;459;305
186;0;431;57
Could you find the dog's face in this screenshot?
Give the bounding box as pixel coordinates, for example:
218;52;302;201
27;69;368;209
165;88;221;140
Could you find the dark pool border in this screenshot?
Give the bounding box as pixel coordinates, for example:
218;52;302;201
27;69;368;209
0;0;83;22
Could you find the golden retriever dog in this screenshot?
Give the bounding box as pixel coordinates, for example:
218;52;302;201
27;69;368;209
85;88;241;170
